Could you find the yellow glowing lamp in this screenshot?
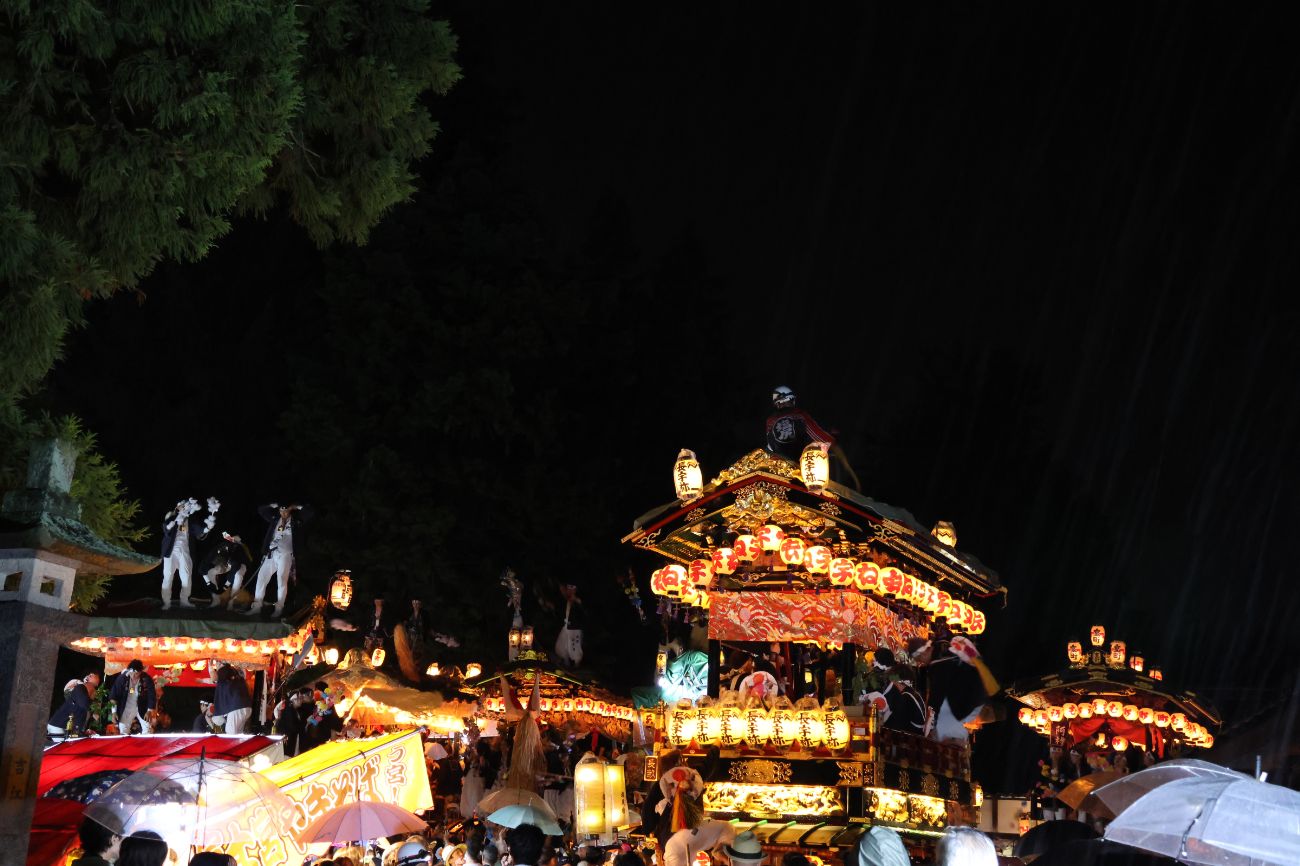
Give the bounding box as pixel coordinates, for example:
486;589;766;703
1109;641;1127;667
1092;698;1108;715
604;761;628;829
123;638;138;650
1155;711;1171;728
1034;709;1049;727
1062;703;1079;719
574;753;608;835
1170;713;1187;731
243;640;258;655
1130;654;1145;672
746;706;774;744
323;647;340;665
1138;707;1155;725
880;566;904;598
426;662;441;677
720;704;746;747
158;637;173;651
805;546;831;574
688;559;714;587
1067;641;1083;663
669;701;699;746
696;703;722;745
1122;704;1139;722
175;637;191;652
1077;704;1093;719
1111;736;1129;750
712;547;737;575
828;558;855;587
760;524;785;552
800;442;830;493
823;700;850;750
1091;625;1106;647
662;564;687;597
673;449;704;503
795;697;825;748
1106;701;1123;718
1017;707;1034;725
370;647;386;667
1048;706;1063;723
779;536;807;566
931;521;958;547
329;570;353;610
734;535;759;562
770;698;798;748
225;638;239;653
1149;667;1163;681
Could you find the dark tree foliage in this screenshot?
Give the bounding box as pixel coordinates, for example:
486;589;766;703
0;0;460;481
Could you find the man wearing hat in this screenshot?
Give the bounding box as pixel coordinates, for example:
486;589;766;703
723;831;765;866
192;699;218;732
111;660;157;734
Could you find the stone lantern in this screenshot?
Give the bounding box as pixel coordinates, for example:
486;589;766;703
0;439;155;864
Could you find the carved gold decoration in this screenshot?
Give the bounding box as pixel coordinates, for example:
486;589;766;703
819;502;843;517
837;761;863;786
705;783;842;817
865;788;948;830
921;773;940;797
728;759;793;785
898;769;910;791
711;449;802;485
949;780;961;802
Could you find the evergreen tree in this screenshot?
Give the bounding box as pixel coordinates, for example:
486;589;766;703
0;0;460;479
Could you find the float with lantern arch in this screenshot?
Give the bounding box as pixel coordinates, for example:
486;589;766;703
628;432;1006;852
1005;624;1220;756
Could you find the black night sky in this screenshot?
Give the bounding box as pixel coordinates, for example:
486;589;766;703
32;6;1300;791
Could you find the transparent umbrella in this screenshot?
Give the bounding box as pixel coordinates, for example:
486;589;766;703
1104;775;1300;866
297;801;427;845
84;754;297;854
1090;759;1249;818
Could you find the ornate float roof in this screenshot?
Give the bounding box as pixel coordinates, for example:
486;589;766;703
623;449;1003;605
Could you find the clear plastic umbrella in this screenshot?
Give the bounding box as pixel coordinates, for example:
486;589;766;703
486;804;562;836
1104;775;1300;866
297;801;427;844
1090;759;1250;817
84;754;297;854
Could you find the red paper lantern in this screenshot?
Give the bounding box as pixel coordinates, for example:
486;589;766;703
734;535;759;562
828;558;855;587
880;567;904;597
712;548;737;575
759;524;785;551
779;537;807;566
689;559;714;587
805;546;832;574
853;561;880;592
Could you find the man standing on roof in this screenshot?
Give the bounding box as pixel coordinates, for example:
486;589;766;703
248;502;313;618
764;387;861;489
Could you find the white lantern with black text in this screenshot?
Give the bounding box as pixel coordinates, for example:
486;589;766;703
800;442;830;493
673;449;704;503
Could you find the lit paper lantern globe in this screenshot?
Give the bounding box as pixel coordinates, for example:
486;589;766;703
329;571;353;610
822;699;850;750
662;564;687;596
770;698;798;748
760;524;785;552
806;546;831;574
799;442;830;493
689;559;714;587
1078;704;1093;719
698;704;723;745
1154;711;1170;728
1091;625;1106;647
795;697;825;748
712;547;737;575
1109;641;1127;666
1106;701;1123;719
1131;654;1145;672
673;449;704;503
1018;708;1034;725
1122;704;1139;722
746;707;774;744
734;535;759;562
1138;707;1155;725
668;701;699;746
1092;699;1108;716
720;705;746;747
828;558;855;587
779;537;807;566
323;647;340;665
370;647;386;667
1170;713;1187;731
1048;706;1063;723
1034;709;1048;727
1111;736;1129;751
853;561;880;592
426;662;441;677
880;567;904;597
1062;703;1079;719
1067;641;1083;663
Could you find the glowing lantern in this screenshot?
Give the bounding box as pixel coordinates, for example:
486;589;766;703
970;609;987;635
1048;706;1063;723
1077;704;1093;719
746;706;774;743
1067;641;1083;663
225;639;239;653
1091;625;1106;647
712;548;737;575
853;561;880;592
1138;707;1155;725
1122;705;1139;722
805;546;831;574
465;662;482;678
1109;641;1127;667
720;702;746;747
158;637;173;651
140;638;153;650
1018;708;1034;725
1155;711;1171;728
207;639;222;651
1095;732;1108;747
574;753;608;836
689;559;714;587
1203;733;1215;748
899;574;915;603
795;697;825;748
696;701;722;744
770;697;798;748
1149;668;1163;681
426;662;441;676
1130;654;1145;672
540;698;553;712
678;583;699;606
823;698;850;750
175;638;190;652
734;535;759;562
329;570;353;610
324;647;340;665
243;640;258;655
880;567;904;598
946;599;967;628
931;521;958;547
828;558;855;587
800;442;831;493
1111;736;1129;750
1170;713;1187;731
604;761;628;831
1062;703;1079;719
369;647;385;667
779;537;807;566
661;564;687;596
935;590;951;620
1092;699;1108;715
561;697;575;713
123;638;138;650
190;660;206;671
1107;701;1123;718
673;450;704;503
1034;709;1048;727
760;524;785;552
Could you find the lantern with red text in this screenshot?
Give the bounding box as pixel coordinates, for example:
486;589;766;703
734;535;759;562
805;546;831;574
853;561;880;593
712;548;737;575
779;537;807;567
1109;641;1127;667
880;567;904;598
1091;625;1106;647
688;559;714;587
1067;641;1083;664
760;525;785;552
329;570;354;610
828;558;855;587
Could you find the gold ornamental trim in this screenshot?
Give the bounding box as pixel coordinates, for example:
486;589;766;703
728;759;793;785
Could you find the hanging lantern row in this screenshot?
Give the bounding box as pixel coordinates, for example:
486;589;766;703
674;442;831;503
481;693;637;722
71;635;301;657
1016;702;1213;748
1067;629;1161;679
649;533;986;634
664;694;851;752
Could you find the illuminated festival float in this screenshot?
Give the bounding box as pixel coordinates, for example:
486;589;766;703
1006;625;1221;759
624;393;1007;855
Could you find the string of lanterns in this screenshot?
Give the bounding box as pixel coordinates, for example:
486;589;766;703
664;695;852;752
71;635;301;658
1066;626;1162;679
649;532;986;634
1015;701;1213;748
480;694;637;722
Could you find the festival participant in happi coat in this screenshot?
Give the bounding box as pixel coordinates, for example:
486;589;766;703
111;660;157;734
161;497;218;609
247;502;312;617
49;672;100;735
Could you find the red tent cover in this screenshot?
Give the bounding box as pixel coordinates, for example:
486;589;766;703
37;734;276;796
29;799;85;866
